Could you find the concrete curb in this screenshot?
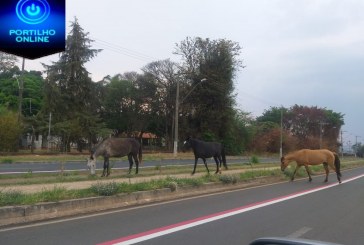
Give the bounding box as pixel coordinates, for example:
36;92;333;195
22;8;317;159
0;177;278;227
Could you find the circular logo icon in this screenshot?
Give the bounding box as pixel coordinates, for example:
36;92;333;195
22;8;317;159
16;0;50;25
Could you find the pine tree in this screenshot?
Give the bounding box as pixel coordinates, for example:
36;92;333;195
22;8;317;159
43;18;105;152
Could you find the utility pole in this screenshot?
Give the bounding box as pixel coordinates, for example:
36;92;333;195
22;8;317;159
47;112;52;152
173;80;180;157
355;135;361;157
17;57;25;121
280;107;283;159
173;78;207;157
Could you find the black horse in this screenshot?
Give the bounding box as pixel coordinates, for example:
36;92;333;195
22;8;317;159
87;138;142;176
183;137;228;175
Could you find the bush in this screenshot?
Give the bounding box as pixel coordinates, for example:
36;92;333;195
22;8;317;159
90;182;119;196
167;181;178;191
219;174;238;184
0;109;22;152
251;155;259;164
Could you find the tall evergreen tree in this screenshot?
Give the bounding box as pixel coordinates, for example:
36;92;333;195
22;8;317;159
43;18;104;151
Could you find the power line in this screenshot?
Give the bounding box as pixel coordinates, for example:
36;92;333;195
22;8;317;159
92;37;159;63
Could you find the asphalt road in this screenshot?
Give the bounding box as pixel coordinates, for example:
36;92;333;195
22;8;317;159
0;157;277;174
1;167;363;245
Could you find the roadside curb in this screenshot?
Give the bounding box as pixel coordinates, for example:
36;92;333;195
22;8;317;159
0;176;279;227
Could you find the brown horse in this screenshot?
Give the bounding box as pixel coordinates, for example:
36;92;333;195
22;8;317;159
281;149;341;183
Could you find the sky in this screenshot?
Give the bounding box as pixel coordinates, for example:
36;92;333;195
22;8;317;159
23;0;364;148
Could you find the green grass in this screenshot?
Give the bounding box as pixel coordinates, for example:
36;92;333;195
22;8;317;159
0;168;286;207
0;158;13;164
0;158;363;207
0;174;246;206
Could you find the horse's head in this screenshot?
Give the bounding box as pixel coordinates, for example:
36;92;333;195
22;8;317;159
280;156;289;171
182;136;192;152
87;156;96;175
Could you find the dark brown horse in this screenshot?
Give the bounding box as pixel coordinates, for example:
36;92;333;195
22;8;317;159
183;137;228;175
87;138;142;176
281;149;341;183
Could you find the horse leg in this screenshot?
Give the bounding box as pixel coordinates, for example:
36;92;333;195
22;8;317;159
106;157;111;177
101;157;108;177
202;158;210;174
127;154;134;174
218;155;226;170
291;165;300;181
213;156;221;174
132;153;139;174
304;164;312;182
323;163;329;182
192;157;198;175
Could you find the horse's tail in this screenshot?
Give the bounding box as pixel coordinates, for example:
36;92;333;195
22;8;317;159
333;152;341;177
222;146;228;169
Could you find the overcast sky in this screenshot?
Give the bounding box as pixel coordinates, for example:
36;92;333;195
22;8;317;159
24;0;364;148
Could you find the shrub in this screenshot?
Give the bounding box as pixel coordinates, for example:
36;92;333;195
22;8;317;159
219;174;238;184
90;182;119;196
0;109;22;152
251;155;259;164
167;181;178;191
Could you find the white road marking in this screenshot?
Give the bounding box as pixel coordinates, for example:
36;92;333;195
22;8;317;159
287;226;312;238
99;174;364;245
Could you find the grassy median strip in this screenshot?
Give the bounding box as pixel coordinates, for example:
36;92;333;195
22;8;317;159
0;169;283;206
0;162;271;186
1;159;363;207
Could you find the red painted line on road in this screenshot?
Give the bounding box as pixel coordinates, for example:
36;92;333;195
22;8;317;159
98;173;364;245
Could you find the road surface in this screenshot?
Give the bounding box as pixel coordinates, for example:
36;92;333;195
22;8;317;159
1;167;363;245
0;157;277;174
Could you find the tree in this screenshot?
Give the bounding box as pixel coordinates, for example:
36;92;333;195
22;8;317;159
0;69;19;110
354;143;364;157
257;105;344;152
0;107;22;152
0;52;18;73
101;75;139;134
43;18;104;152
142;59;181;149
174;37;244;154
